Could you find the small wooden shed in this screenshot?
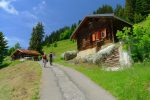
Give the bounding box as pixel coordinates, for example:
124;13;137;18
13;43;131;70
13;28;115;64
11;49;40;61
71;13;132;51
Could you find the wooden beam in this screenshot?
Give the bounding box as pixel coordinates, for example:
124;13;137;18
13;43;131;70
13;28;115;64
111;19;115;43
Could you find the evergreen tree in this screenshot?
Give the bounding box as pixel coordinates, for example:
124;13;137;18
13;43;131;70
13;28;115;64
125;0;135;22
142;0;150;15
134;13;143;23
124;0;150;23
114;4;125;19
43;35;49;45
93;5;113;14
43;25;76;45
71;24;77;32
8;47;15;55
14;42;21;49
135;0;143;14
0;32;8;65
29;22;45;53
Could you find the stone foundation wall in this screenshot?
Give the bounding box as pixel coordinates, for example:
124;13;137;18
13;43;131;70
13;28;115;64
75;43;132;68
76;48;96;59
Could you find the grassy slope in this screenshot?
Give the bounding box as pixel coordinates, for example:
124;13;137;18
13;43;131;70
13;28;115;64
0;61;41;100
43;39;76;61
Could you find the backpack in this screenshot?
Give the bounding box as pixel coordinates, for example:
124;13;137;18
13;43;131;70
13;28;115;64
43;55;47;59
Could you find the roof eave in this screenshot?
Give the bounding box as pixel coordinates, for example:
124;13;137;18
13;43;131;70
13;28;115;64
70;16;89;40
113;16;133;26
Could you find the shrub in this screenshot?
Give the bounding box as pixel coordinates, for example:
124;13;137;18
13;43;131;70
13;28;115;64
117;14;150;62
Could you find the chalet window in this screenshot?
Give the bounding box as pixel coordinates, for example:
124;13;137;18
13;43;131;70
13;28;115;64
92;34;96;41
96;32;101;40
96;32;98;40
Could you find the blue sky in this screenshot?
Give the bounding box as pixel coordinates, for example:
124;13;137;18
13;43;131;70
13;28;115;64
0;0;125;49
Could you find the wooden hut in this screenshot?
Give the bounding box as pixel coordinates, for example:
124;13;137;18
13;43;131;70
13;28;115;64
71;14;132;51
11;49;40;61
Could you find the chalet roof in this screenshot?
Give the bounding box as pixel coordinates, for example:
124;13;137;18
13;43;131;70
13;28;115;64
11;49;40;56
71;13;133;39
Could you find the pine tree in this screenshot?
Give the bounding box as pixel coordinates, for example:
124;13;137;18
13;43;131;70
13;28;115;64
29;22;45;53
114;4;125;19
135;0;143;14
141;0;150;15
124;0;149;23
93;5;113;14
125;0;135;22
0;32;8;65
14;42;21;49
8;47;15;55
134;13;143;23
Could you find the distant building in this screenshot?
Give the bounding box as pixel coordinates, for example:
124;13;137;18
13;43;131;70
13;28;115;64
71;13;132;52
11;49;40;61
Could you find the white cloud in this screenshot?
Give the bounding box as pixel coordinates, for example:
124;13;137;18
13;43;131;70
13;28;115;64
21;11;38;20
33;1;46;14
0;0;19;15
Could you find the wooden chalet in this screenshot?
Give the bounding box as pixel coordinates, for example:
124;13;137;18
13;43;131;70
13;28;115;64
11;49;40;61
71;14;132;51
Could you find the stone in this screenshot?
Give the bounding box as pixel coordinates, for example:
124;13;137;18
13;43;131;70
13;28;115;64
63;50;77;61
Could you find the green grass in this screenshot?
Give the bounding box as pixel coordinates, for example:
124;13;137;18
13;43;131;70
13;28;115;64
0;56;24;68
58;61;150;100
43;39;76;61
0;61;42;100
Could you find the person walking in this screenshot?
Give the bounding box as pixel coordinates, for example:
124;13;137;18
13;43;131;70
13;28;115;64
49;52;53;66
42;53;47;67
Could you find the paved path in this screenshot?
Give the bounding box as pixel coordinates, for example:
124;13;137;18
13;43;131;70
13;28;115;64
39;61;116;100
39;62;63;100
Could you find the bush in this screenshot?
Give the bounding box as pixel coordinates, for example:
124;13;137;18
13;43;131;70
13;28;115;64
117;14;150;62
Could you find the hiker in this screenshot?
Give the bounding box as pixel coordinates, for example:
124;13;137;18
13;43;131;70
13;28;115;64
42;53;47;67
49;52;53;66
